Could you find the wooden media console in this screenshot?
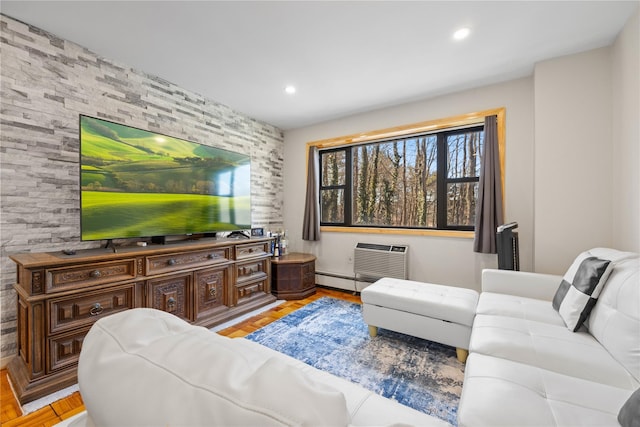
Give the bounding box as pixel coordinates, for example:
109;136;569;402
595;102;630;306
8;237;275;404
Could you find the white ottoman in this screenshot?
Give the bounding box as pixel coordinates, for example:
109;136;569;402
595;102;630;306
361;278;479;362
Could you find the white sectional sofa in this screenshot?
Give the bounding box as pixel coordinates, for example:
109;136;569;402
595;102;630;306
458;248;640;426
56;247;639;427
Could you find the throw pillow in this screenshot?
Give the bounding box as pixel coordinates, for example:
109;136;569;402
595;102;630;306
552;251;594;311
557;256;612;332
618;388;640;427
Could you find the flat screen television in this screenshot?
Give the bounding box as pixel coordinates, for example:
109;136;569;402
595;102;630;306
79;115;251;241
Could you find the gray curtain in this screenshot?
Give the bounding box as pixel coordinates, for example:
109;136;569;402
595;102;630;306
473;115;503;253
302;146;320;241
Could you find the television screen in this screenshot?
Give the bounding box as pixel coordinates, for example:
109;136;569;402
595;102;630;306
80;115;251;241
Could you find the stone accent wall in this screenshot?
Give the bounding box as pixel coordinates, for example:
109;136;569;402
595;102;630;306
0;15;284;363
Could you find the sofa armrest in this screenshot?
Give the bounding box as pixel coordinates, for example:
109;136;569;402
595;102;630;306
481;269;562;301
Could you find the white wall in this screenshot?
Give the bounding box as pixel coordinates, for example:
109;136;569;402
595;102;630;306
284;78;535;292
534;47;613;274
532;8;640;272
612;8;640;252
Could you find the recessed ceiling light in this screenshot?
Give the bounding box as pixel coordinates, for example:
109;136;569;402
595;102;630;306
284;85;296;94
453;27;470;40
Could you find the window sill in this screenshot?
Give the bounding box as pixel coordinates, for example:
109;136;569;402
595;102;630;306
320;226;474;239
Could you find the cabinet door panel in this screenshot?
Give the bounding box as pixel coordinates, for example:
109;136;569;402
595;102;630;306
303;261;316;287
194;266;231;322
147;274;192;322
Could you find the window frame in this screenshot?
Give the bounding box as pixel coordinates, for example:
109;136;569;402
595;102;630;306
438;125;485;231
319;147;352;225
308;108;506;238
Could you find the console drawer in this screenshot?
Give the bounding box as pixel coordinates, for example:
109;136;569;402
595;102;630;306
146;248;230;275
234;279;269;306
235;242;270;260
46;259;137;293
48;328;88;372
235;258;268;284
48;282;138;335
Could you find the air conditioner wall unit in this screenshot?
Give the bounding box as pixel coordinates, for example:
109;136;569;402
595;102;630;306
353;243;408;281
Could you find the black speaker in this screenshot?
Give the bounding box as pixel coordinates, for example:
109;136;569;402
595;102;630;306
496;222;519;271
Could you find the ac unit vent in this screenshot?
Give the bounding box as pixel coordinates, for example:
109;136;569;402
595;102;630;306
354;243;408;281
355;243;392;251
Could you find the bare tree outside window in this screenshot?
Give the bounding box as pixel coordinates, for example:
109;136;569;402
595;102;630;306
320;150;346;223
446;130;483;227
319;126;483;231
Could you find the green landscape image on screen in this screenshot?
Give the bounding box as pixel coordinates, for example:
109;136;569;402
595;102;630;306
80;116;251;240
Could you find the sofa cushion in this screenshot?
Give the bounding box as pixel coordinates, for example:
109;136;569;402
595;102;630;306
587;255;640;382
78;308;350;427
476;292;565;326
361;278;479;326
556;256;612;331
458;353;635;427
469;313;640;388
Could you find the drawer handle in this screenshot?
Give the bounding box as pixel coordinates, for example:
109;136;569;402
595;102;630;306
208;253;218;260
167;258;177;266
89;303;103;316
167;297;176;310
90;270;102;278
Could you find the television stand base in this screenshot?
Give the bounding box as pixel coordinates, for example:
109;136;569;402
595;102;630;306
151;236;166;245
104;239;117;253
228;230;250;239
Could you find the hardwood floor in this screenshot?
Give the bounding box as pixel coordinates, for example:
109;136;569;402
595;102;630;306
1;286;360;426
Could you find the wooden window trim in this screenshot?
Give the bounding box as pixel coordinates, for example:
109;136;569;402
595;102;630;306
307;107;506;238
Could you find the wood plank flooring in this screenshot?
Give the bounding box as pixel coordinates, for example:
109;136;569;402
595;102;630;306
1;287;360;426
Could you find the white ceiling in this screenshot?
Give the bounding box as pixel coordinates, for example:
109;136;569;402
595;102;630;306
1;1;637;130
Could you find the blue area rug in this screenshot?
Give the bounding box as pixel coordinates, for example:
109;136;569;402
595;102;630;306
245;297;464;425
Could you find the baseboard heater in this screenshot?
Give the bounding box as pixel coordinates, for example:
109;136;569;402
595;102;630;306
315;271;371;293
315;271;355;280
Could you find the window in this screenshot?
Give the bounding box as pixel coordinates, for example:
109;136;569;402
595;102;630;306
319;126;484;231
320;149;348;223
